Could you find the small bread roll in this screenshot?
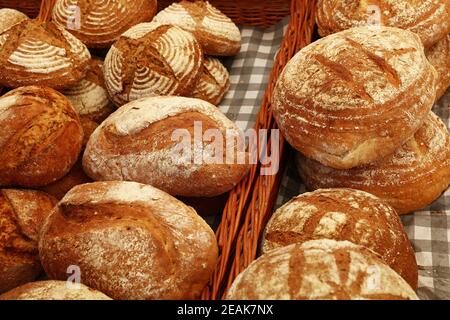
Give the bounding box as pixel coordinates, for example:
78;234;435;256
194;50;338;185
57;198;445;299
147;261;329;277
0;189;57;293
226;240;418;300
0;86;84;187
273;26;436;169
0;281;111;300
39;181;218;300
426;35;450;101
296;113;450;215
83;96;250;197
262;188;418;289
316;0;450;48
103;22;203;106
154;0;241;56
52;0;157;48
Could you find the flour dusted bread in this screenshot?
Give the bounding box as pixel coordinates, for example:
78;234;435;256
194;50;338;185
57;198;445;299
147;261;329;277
296;113;450;215
262;189;418;289
316;0;450;48
52;0;157;48
226;239;418;300
0;9;28;34
0;281;111;300
38;181;218;300
426;35;450;101
0;18;90;89
272;26;436;169
0;189;57;293
154;0;241;56
83;96;250;197
103;22;203;106
0;86;84;187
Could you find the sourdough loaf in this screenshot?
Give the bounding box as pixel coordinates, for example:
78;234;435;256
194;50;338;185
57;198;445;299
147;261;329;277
426;35;450;101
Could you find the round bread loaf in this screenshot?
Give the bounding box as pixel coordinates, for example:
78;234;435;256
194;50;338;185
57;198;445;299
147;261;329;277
63;59;114;122
0;9;28;33
52;0;157;48
0;18;90;89
316;0;450;48
153;0;241;56
191;56;230;105
226;239;418;300
103;22;203;106
0;189;57;293
262;188;418;289
82;96;250;197
38;181;218;300
0;86;84;187
296;112;450;215
272;26;436;169
0;280;111;300
426;35;450;101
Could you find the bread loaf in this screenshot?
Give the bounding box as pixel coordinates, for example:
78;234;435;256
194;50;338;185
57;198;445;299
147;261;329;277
38;181;218;300
226;240;418;300
0;86;84;187
0;9;28;34
316;0;450;48
82;96;250;197
272;26;436;169
262;188;418;289
0;189;57;293
296;112;450;215
154;0;241;56
52;0;157;48
426;35;450;101
0;280;111;300
103;22;203;106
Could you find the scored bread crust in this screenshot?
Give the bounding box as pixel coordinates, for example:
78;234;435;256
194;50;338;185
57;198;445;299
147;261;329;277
426;35;450;101
0;8;28;34
52;0;157;48
261;188;418;289
38;181;218;300
226;239;418;300
296;112;450;215
316;0;450;48
272;26;436;169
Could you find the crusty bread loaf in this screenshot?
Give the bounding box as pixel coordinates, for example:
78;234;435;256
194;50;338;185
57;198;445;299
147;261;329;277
262;188;418;289
0;280;111;300
226;239;418;300
154;0;241;56
273;26;436;169
0;8;28;34
426;35;450;101
316;0;450;48
83;96;250;197
0;86;84;187
0;189;57;293
38;181;218;300
191;56;230;105
296;112;450;215
103;22;203;106
0;18;90;89
52;0;157;48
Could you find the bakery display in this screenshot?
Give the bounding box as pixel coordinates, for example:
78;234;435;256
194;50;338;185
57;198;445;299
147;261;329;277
83;96;250;197
272;26;436;169
52;0;157;48
426;35;450;101
226;239;418;300
153;0;241;56
0;189;57;293
38;181;218;300
262;188;418;289
296;113;450;215
316;0;450;48
192;56;230;105
0;86;84;187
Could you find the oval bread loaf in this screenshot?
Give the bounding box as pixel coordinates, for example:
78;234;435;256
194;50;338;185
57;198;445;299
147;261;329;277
426;35;450;101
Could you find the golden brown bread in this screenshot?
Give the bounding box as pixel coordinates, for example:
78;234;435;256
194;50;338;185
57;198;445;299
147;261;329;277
426;35;450;101
226;240;418;300
262;188;418;289
38;181;218;300
296;112;450;215
0;86;84;187
0;189;57;293
316;0;450;48
272;26;436;169
52;0;157;48
0;9;28;34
